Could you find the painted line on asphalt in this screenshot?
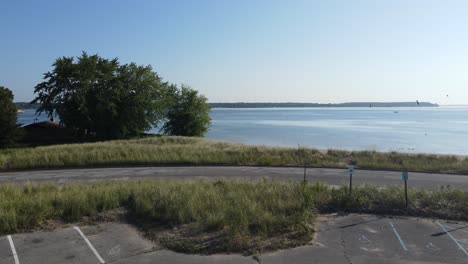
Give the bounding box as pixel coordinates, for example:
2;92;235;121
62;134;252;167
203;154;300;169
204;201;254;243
73;226;105;263
437;221;468;256
441;224;468;234
389;221;408;251
7;235;20;264
456;239;468;245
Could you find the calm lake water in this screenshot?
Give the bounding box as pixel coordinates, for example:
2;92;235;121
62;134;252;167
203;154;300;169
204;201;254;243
18;107;468;155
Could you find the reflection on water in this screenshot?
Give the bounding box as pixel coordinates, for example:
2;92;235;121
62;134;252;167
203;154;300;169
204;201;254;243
204;107;468;155
18;107;468;155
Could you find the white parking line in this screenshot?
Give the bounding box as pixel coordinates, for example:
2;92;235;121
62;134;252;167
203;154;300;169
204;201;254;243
457;239;468;245
437;221;468;256
7;235;20;264
389;221;408;251
441;223;468;234
73;226;105;263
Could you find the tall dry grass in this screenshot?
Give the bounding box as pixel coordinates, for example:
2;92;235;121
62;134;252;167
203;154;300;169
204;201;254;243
0;180;315;245
0;179;467;253
1;136;467;173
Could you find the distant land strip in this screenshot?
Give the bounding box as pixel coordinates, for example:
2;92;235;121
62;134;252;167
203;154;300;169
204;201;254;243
14;102;40;109
15;102;439;109
209;102;439;108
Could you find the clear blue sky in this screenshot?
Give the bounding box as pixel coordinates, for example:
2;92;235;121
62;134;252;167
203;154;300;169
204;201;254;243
1;0;468;104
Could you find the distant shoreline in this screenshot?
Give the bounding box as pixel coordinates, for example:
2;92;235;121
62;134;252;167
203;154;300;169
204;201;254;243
16;101;440;109
14;102;40;110
209;102;438;108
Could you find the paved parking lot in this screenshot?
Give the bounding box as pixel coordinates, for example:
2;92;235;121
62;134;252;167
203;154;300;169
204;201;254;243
262;214;468;263
0;223;255;264
0;215;467;263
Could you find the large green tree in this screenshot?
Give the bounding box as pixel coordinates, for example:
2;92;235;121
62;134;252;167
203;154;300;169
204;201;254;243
32;52;168;140
0;86;22;147
162;85;211;137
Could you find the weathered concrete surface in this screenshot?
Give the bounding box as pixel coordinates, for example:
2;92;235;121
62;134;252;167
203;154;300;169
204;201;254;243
261;214;468;264
0;224;257;264
80;223;156;262
111;250;257;264
260;244;349;264
1;166;467;189
0;237;13;264
1;216;467;263
2;227;98;264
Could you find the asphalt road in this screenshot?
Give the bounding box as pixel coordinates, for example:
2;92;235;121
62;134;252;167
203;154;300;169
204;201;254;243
0;166;467;189
2;215;467;263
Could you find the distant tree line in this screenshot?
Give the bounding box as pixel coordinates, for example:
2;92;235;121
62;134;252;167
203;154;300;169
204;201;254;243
19;101;439;111
210;102;439;108
0;52;211;146
14;102;41;109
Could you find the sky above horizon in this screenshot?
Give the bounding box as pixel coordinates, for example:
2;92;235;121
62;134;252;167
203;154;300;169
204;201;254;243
1;0;468;104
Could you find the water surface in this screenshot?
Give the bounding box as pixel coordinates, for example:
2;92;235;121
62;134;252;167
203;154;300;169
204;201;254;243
19;107;468;155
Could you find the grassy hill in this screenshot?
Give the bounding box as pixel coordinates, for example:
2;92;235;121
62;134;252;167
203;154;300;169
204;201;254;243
0;136;465;173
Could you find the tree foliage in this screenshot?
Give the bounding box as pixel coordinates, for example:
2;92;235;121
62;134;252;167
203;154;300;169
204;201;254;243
162;85;211;137
32;52;168;140
0;86;22;147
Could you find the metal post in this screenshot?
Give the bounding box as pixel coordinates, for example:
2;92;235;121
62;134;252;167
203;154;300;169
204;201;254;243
402;170;409;208
349;172;353;195
299;144;307;183
404;179;408;208
304;160;307;183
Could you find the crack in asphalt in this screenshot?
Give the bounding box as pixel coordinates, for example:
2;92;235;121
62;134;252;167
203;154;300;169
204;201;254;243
103;247;162;263
340;232;353;264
